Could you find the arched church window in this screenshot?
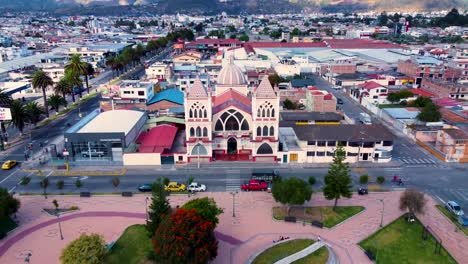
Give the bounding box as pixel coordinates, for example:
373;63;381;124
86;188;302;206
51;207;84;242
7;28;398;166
241;120;249;131
190;127;195;137
262;109;265;117
263;126;268;136
215;120;223;131
271;108;275;117
203;127;208;137
204;109;207;118
189;109;193;118
196;127;201;137
257;109;261;117
194;109;198;118
199;109;203;118
257;127;261;136
270;126;274;136
266;108;270;117
225;116;239;130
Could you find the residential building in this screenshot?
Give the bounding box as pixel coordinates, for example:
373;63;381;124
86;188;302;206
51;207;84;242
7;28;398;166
420;78;468;100
350;81;388;105
118;80;154;103
435;128;468;162
397;56;462;86
146;62;172;81
305;87;337;112
173;51;203;64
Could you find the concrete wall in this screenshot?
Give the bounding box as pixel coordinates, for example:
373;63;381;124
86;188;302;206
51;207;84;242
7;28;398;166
123;153;161;166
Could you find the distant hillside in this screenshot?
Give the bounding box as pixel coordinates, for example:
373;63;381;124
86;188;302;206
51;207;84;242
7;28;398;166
0;0;466;13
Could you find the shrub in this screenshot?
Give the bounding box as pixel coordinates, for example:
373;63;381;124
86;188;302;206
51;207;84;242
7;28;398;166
377;176;385;184
359;174;369;185
56;180;65;190
163;177;170;186
20;176;31;186
69;206;79;210
186;176;194;185
308;176;316;185
75;179;82;188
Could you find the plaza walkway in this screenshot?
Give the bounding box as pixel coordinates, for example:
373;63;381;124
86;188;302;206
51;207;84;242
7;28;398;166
0;192;466;264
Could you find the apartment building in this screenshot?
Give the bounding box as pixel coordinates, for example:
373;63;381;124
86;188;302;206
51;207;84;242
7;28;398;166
350;81;389;105
305;87;337;112
146;62;172;81
118;80;154;103
397;57;462;86
173;51;203;64
420;78;468;100
435;128;468;162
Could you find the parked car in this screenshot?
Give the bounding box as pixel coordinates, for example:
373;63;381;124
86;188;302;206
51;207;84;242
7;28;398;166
445;201;464;216
358;187;368;195
458;215;468;227
337;98;344;105
81;149;105;158
187;182;206;192
165;182;186;192
2;160;17;170
241;180;268;191
137;184;152;192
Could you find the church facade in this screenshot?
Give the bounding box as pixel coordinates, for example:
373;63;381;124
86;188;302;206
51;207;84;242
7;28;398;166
184;62;280;163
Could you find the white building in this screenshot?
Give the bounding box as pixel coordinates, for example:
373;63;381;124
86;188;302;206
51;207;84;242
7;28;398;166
118;80;154;103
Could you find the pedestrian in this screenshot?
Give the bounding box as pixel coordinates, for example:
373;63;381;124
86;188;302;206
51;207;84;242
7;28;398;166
317;235;321;242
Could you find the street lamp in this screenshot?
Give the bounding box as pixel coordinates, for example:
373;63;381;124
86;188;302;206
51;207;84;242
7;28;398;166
57;214;64;240
145;197;149;222
230;191;238;217
378;198;385;227
24;252;32;263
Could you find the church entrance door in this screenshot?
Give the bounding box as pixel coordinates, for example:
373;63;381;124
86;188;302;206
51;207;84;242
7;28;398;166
227;138;237;154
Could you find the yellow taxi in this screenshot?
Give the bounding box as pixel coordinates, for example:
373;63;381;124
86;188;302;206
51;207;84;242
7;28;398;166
2;160;17;170
164;182;186;192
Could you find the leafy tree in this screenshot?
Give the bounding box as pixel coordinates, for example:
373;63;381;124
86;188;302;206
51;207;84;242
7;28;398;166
417;103;441;122
283;98;298;110
75;179;82;189
31;70;53;117
269;30;281;39
323;145;353;210
163;177;170;186
409;96;432;108
60;233;107;264
308;176;316;185
377;11;388;26
56;180;65;191
153;208;218;264
238;34;249;42
54;77;73;100
111;177;120;189
147;178;171;235
387;93;401;104
39;177;49;198
0;187;20;218
52;199;59;210
182;197;223;228
399;189;427;218
10;100;27;134
359;174;369;184
63;72;82;102
25;101;44;126
48;95;67;112
194;23;204;33
272;177;313;215
65;54;87;97
377;176;385;184
186;176;194;186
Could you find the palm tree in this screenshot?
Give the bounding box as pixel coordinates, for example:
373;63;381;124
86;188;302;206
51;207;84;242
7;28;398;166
48;95;67;112
83;63;95;94
25;101;45;126
31;70;53;118
54;77;72;100
65;54;87;97
106;56;117;78
10;100;27;134
63;72;82;103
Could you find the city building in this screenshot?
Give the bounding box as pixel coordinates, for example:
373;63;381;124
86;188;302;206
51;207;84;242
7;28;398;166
118;80;155;103
146;62;173;81
305;87;337;112
420;78;468;100
435;128;468;162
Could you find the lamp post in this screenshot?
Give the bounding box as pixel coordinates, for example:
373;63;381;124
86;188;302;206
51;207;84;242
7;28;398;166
57;214;64;240
145;197;149;222
378;198;385;227
24;253;32;263
230;191;238;217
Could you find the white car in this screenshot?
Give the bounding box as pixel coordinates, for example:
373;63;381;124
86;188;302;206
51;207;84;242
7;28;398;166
187;182;206;192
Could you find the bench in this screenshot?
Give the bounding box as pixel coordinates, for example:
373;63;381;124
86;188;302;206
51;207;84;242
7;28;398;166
122;192;133;197
80;192;91;197
312;220;323;228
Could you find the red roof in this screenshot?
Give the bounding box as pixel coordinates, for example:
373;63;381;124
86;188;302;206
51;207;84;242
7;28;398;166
409;89;435;97
137;125;178;153
325;39;403;49
324;94;333;100
188;39;242;45
248;42;327;48
213;89;251;113
359;81;383;90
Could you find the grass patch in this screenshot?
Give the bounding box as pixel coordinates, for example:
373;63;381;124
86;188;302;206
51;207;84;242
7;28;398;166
378;104;405;109
436;205;468;236
104;224;152;264
367;184;389;192
273;206;364;228
252;239;314;264
0;216;17;234
291;246;329;264
359;214;457;264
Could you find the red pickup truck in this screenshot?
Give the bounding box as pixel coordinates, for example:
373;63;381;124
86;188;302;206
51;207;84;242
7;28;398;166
241;180;268;191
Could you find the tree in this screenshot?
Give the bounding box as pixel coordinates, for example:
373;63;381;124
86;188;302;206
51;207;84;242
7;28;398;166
409;96;432;107
182;197;223;227
238;34;249;42
399;189;427;218
417;103;441;122
65;54;87;97
39;177;49;199
323;145;353;210
153;208;218;264
54;77;73;100
377;176;385;184
48;95;67;112
63;72;82;102
56;180;65;191
194;23;204;33
83;63;95;94
387;93;400;104
111;177;120;189
75;179;82;189
31;70;53;118
359;174;369;184
10;100;27;134
25;101;44;126
147;178;171;235
308;176;316;185
377;11;389;26
186;176;194;186
60;233;107;264
0;187;20;219
283;98;298;110
272;177;313;215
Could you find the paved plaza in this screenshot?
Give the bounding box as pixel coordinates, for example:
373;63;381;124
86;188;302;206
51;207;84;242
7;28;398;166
0;191;466;264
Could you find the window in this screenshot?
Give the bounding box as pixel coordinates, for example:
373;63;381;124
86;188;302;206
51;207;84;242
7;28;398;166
266;108;270;117
196;127;201;137
307;151;315;156
347;152;358;156
263;126;268;136
327;141;336;147
271;109;275;117
194;110;198;118
307;141;316;146
383;141;393;146
257;127;261;136
204;109;207;118
189;109;193;118
190;127;195;137
326;151;335;156
257;143;273;154
215;120;223;131
373;95;378;99
257;109;261;117
269;126;274;136
317;141;326;147
241;120;249;131
203;127;208;137
138;91;145;96
316;151;325;156
225;116;239;130
262;109;265;117
178;156;183;161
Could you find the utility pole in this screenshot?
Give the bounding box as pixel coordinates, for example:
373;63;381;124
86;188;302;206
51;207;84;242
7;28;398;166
230;191;238;217
378;198;385;227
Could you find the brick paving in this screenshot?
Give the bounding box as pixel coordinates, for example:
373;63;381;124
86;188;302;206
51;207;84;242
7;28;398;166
0;192;466;264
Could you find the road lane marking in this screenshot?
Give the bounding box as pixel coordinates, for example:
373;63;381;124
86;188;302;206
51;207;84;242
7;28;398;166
8;186;16;193
435;195;445;204
0;169;19;184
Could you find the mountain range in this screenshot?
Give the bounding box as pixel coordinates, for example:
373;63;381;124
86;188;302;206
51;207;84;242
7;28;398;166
0;0;466;14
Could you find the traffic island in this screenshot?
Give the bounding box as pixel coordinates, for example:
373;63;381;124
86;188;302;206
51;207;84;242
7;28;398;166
251;239;315;264
273;206;364;228
359;214;457;264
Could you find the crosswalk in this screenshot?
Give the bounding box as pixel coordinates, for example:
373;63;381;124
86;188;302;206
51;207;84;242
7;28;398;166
398;157;437;165
226;170;241;192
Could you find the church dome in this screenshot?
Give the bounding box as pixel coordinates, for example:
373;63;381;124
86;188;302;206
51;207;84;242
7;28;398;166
217;63;247;85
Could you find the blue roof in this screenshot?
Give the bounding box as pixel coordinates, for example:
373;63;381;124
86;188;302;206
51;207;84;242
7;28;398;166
383;108;419;119
147;88;184;106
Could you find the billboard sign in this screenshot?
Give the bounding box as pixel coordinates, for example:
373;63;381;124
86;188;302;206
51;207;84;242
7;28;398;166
0;107;12;121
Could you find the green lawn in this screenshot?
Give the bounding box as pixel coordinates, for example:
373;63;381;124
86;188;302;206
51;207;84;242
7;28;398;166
104;225;153;264
291;246;329;264
436;205;468;236
0;216;17;234
252;239;314;264
359;214;457;264
378;104;405;109
273;206;364;228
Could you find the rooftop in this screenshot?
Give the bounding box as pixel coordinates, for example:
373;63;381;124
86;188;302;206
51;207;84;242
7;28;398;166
136;125;178;153
442;128;468;140
383;108;420;119
78;110;144;135
280;112;343;122
147;89;184;106
290;124;393;142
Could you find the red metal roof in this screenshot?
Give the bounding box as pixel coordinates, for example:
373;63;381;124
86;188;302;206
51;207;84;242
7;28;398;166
248;42;327;48
409;89;435;97
188;39;242;45
324;94;333;100
213;89;251;113
359;81;383;90
325;39;403;49
137;125;178;153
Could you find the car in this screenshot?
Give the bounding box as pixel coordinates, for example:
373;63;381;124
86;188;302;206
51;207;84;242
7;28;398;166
2;160;17;170
241;180;268;191
445;201;464;216
358;187;368;195
137;184;152;192
165;182;186;192
187;182;206;192
337;98;344;105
